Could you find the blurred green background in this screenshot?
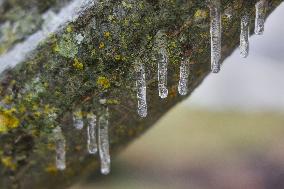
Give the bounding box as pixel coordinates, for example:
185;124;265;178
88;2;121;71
72;105;284;189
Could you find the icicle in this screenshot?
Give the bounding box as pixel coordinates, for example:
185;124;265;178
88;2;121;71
178;58;190;96
255;0;267;35
73;109;84;130
209;0;222;73
53;127;66;171
98;107;110;175
135;60;147;118
240;15;250;58
87;112;98;154
158;48;169;99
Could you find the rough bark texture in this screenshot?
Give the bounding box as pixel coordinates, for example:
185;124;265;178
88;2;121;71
0;0;282;188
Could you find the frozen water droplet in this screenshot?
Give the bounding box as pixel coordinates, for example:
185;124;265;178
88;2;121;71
135;61;147;117
158;48;169;99
73;110;84;130
255;0;267;35
87;112;98;154
178;58;190;96
98;107;111;175
209;0;222;73
240;15;250;58
53;127;66;171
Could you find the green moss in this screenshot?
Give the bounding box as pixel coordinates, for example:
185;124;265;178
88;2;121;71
1;156;17;170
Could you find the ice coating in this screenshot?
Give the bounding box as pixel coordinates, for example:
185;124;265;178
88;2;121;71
209;0;222;73
240;15;250;58
98;107;110;175
255;0;267;35
178;58;190;96
87;112;98;154
135;60;147;118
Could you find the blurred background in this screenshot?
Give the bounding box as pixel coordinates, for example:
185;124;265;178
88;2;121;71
73;3;284;189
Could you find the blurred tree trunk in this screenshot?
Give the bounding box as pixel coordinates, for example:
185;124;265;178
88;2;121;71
0;0;282;188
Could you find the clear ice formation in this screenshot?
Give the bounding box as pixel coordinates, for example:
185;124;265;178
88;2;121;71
54;127;66;171
136;61;147;118
98;107;111;175
255;0;266;35
87;112;98;154
209;0;222;73
157;45;169;99
240;15;250;58
73;110;84;130
178;58;190;96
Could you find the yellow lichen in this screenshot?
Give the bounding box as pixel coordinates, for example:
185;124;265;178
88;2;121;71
18;104;26;113
44;105;58;115
194;9;208;20
33;111;42;118
2;95;13;104
73;110;83;119
47;143;55;150
73;58;84;70
104;31;111;38
32;104;39;111
53;43;60;53
108;15;115;22
1;156;16;170
168;86;177;98
0;110;20;133
99;42;105;49
114;54;122;61
96;76;111;89
75;145;82;151
106;99;120;105
66;25;73;33
122;1;133;9
45;164;58;175
91;49;96;57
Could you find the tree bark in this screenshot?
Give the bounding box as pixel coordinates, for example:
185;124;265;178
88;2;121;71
0;0;282;188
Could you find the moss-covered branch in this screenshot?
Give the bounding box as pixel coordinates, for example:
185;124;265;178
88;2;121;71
0;0;282;188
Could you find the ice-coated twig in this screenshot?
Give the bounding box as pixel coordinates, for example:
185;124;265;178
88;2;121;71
135;60;147;118
87;112;98;154
240;15;250;58
209;0;222;73
98;107;111;175
178;58;190;96
53;127;66;171
255;0;267;35
72;109;84;130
